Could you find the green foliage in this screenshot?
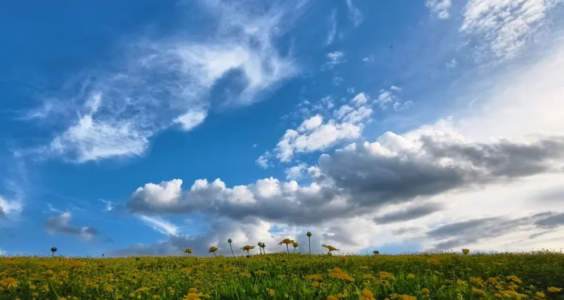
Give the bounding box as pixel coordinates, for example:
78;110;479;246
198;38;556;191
1;252;563;299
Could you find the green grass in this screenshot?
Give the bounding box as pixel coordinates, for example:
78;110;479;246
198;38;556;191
1;252;563;299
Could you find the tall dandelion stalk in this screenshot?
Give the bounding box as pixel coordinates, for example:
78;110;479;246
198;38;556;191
307;231;312;255
228;239;234;258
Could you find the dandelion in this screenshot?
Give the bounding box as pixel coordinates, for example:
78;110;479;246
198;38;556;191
241;245;255;256
361;289;375;300
228;239;234;257
327;296;338;300
51;247;57;257
307;231;312;255
407;273;415;279
536;292;546;298
422;288;430;295
2;278;18;288
322;244;339;255
462;248;470;255
258;242;264;254
208;246;218;257
548;287;562;293
269;289;275;297
279;238;295;254
292;241;299;253
427;258;439;265
184;248;192;256
372;250;380;255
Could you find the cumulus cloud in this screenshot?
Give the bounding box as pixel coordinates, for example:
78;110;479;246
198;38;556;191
426;0;452;19
285;163;308;180
461;0;561;60
37;0;302;162
273;92;374;162
46;212;98;241
128;126;564;228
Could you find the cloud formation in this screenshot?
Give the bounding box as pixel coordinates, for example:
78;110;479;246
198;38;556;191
38;0;302;162
128;125;564;227
45;212;99;241
427;211;564;250
426;0;452;19
461;0;561;60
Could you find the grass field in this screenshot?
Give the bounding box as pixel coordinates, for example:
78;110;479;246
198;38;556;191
1;252;564;300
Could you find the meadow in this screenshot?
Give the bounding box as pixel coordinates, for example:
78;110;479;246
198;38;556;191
1;250;564;300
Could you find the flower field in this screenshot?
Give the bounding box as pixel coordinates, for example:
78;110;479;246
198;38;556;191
1;252;564;300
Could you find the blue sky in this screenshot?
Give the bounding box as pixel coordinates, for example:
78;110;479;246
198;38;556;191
1;0;564;257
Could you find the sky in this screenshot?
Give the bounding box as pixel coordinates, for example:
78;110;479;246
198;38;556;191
1;0;564;257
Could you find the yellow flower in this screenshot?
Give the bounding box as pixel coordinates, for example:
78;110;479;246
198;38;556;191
361;289;375;300
473;289;485;296
427;259;439;265
29;284;36;290
462;248;470;255
328;296;338;300
269;289;275;297
241;245;256;251
322;244;340;252
506;275;522;283
312;281;320;287
306;274;323;281
2;278;18;288
422;288;430;295
380;271;393;280
208;246;218;253
536;292;546;298
401;295;416;300
182;292;203;300
407;274;415;279
104;285;115;292
548;287;562;293
279;238;295;245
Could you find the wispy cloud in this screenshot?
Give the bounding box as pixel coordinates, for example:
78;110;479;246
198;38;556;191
139;215;179;236
345;0;364;27
325;10;338;46
31;0;303;163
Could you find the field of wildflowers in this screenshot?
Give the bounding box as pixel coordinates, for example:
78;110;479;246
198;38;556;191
1;249;564;300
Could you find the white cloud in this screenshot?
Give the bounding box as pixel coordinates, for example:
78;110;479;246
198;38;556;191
461;0;561;60
325;10;337;46
38;1;301;163
255;151;273;169
323;51;346;70
175;110;207;131
345;0;364;27
285;163;307;180
121;30;564;255
426;0;452;19
0;195;22;217
139;215;179;236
